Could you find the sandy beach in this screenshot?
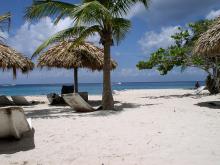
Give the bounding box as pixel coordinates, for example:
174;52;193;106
0;89;220;165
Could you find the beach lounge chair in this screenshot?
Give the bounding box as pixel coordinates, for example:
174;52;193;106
0;95;14;106
63;93;102;112
0;106;32;139
194;86;206;95
47;93;66;105
61;85;74;94
11;96;31;106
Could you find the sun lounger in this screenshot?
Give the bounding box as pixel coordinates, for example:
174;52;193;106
11;96;31;106
47;93;66;105
194;86;206;95
61;85;74;94
63;93;102;112
0;106;32;139
0;95;15;106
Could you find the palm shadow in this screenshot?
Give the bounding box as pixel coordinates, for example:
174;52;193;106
142;93;209;99
24;100;148;119
0;129;35;154
195;101;220;109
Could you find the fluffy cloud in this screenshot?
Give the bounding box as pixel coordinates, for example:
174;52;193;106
6;17;101;57
6;17;73;56
206;9;220;20
138;26;179;54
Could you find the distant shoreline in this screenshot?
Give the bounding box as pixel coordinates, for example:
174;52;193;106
0;80;205;86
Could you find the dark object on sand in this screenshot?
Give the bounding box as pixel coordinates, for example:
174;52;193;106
61;85;74;95
195;81;200;89
47;93;65;105
11;96;31;106
0;95;15;106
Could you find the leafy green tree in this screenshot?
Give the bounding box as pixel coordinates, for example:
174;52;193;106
137;19;220;93
25;0;150;109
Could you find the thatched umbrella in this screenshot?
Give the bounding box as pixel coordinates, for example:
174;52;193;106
194;17;220;57
0;44;34;78
194;17;220;93
37;41;117;92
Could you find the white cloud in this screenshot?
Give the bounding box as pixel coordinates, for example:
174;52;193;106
206;9;220;20
5;17;101;57
138;26;179;54
6;17;73;56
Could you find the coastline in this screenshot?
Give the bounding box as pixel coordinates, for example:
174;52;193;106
1;89;220;165
0;81;206;96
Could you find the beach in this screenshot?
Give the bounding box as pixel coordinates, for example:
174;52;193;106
1;89;220;165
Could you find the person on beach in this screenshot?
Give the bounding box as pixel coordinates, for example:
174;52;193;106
195;81;200;89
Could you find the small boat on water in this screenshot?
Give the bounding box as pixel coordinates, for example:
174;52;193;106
116;82;122;85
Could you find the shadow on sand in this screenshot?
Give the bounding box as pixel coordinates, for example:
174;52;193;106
0;129;35;154
195;101;220;109
142;93;209;99
24;100;148;119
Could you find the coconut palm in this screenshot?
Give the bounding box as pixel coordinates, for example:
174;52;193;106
25;0;150;110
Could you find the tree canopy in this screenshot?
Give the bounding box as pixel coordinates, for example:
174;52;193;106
137;19;215;75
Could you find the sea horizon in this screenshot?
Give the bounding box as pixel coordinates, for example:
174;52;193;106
0;81;205;96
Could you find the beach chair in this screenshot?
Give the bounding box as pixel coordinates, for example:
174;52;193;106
61;85;74;94
0;95;15;106
47;93;66;105
11;96;31;106
63;93;102;112
0;106;32;139
194;86;206;95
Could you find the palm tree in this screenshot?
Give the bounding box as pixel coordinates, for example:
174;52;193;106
25;0;149;110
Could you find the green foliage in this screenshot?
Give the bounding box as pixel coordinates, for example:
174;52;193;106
137;19;215;75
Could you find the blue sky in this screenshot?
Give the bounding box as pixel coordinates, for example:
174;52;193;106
0;0;220;84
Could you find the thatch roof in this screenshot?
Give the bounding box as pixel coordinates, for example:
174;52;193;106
37;41;117;70
194;17;220;57
0;44;34;77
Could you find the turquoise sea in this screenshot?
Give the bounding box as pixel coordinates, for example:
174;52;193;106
0;81;205;96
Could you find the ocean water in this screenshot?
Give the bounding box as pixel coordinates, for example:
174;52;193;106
0;81;205;96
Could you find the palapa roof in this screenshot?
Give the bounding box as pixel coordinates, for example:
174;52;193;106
194;17;220;57
37;41;117;70
0;44;34;77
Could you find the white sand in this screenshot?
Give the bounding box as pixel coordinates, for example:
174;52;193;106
1;89;220;165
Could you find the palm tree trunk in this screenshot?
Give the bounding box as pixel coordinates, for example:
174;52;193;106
74;68;78;93
102;42;114;110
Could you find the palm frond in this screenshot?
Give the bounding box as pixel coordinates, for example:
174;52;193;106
32;26;86;58
25;0;75;22
72;1;111;27
71;25;101;45
112;18;131;45
32;25;101;58
0;12;11;32
110;0;150;17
